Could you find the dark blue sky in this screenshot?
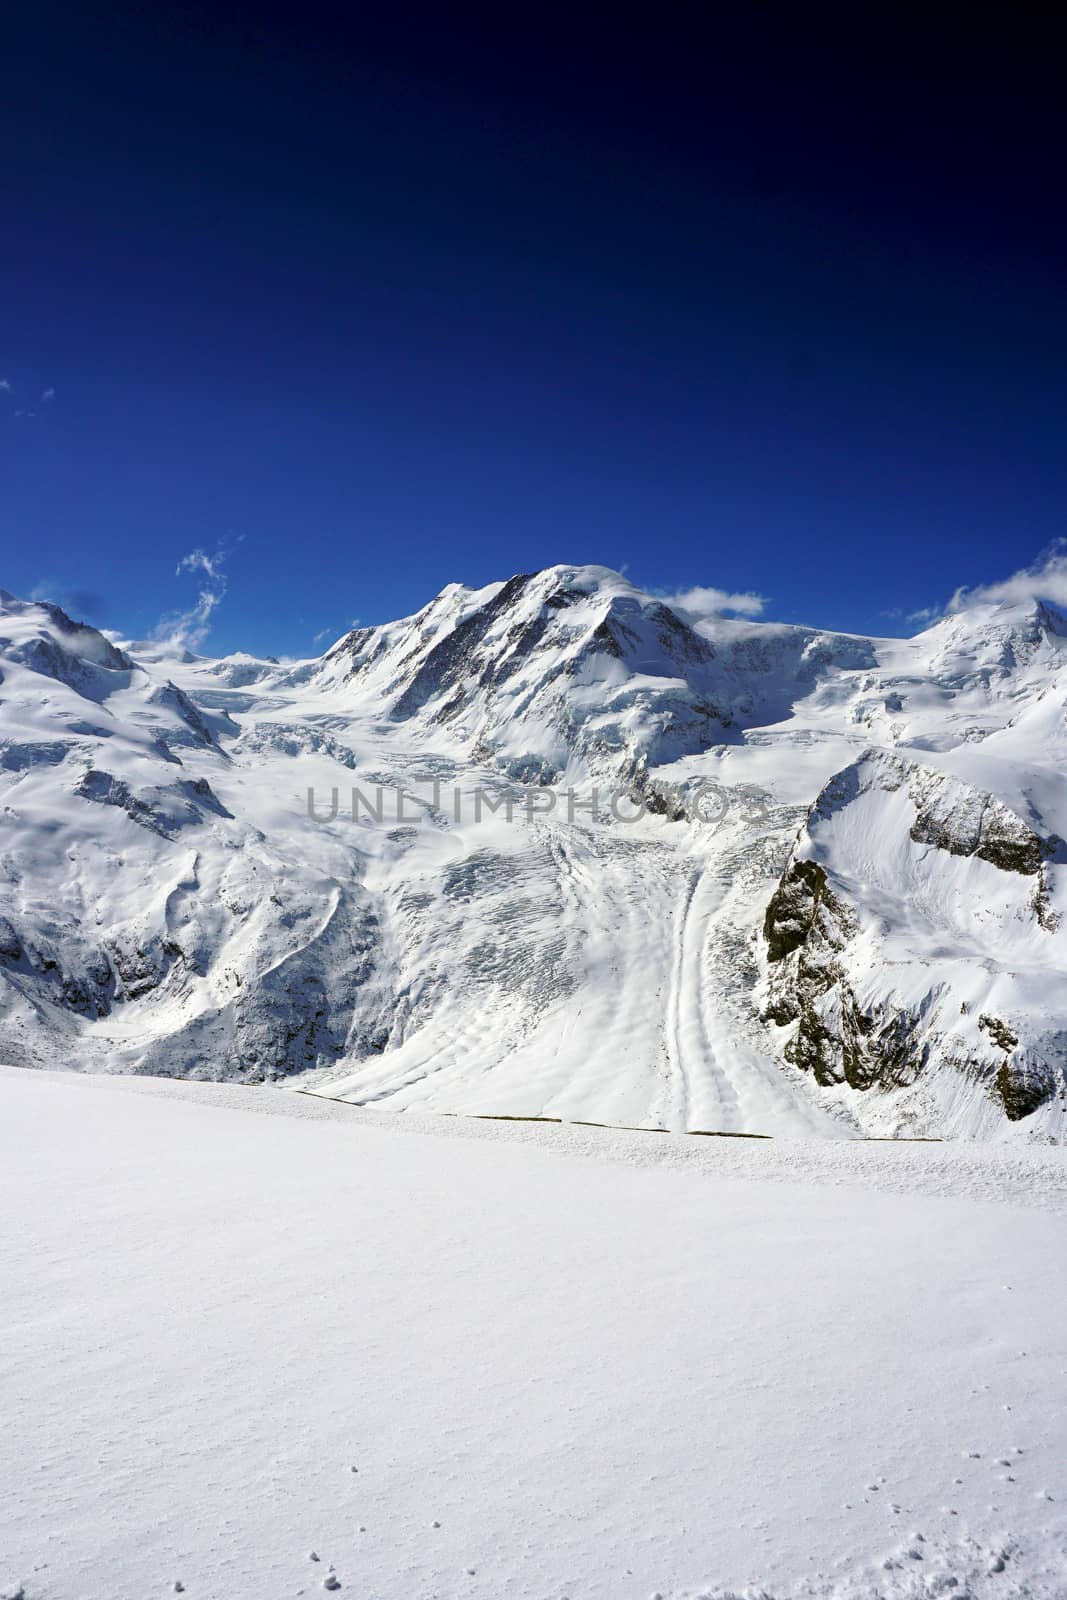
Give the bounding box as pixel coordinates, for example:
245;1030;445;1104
2;4;1064;656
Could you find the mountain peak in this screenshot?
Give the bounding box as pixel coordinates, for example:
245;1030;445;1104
533;562;641;598
914;594;1067;677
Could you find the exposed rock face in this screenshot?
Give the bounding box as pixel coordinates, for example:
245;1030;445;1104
907;778;1056;875
763;859;847;965
979;1014;1018;1053
995;1055;1056;1121
762;855;917;1091
390;573;538;723
762;750;1066;1122
0;915;22;962
74;769;231;837
977;1018;1057;1121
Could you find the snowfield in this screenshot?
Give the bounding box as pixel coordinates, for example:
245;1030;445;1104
2;567;1067;1136
2;1066;1066;1600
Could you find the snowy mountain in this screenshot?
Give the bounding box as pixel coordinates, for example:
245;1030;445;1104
2;568;1065;1139
313;565;877;782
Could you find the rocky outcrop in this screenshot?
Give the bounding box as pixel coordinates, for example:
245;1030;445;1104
762;859;848;965
907;779;1057;875
761;856;917;1091
762;751;1066;1121
995;1055;1056;1121
74;769;231;837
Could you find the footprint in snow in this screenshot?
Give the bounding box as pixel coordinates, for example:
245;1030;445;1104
323;1576;341;1592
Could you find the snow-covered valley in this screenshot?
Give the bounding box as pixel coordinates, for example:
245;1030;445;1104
2;565;1066;1139
3;1065;1067;1600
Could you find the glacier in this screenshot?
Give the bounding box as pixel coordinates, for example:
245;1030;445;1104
1;566;1065;1140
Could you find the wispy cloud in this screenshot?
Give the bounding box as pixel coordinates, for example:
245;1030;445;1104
948;542;1067;614
660;584;767;619
907;604;943;627
176;548;225;583
0;379;56;409
152;542;237;652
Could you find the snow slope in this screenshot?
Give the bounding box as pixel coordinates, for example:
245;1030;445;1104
3;1066;1067;1600
760;750;1067;1137
1;571;1066;1138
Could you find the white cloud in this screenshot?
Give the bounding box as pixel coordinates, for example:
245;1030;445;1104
948;542;1067;614
153;545;231;652
41;387;55;403
176;548;223;582
661;584;767;619
152;587;223;653
0;378;10;393
907;605;943;626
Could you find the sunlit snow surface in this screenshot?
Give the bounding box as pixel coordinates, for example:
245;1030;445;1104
2;1067;1066;1600
1;568;1066;1137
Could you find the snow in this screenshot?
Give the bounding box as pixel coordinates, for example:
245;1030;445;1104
2;570;1067;1136
2;1065;1066;1599
754;749;1067;1137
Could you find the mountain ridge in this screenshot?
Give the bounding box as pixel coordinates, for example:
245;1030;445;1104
2;567;1065;1138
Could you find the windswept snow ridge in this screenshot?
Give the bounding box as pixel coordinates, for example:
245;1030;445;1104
2;567;1066;1138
